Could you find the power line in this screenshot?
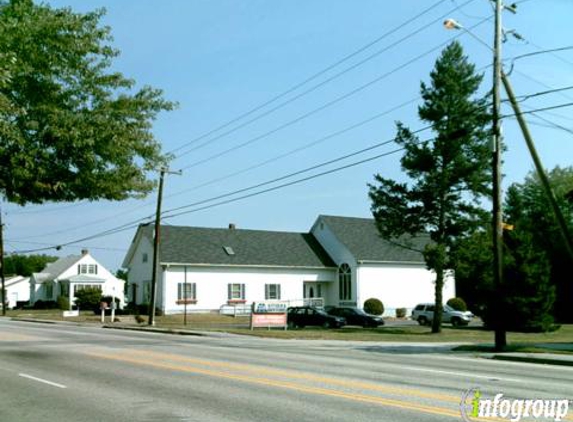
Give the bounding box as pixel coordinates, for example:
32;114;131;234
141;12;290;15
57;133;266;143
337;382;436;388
164;96;421;201
173;0;477;161
164;126;434;216
164;140;435;221
179;16;492;171
167;0;456;156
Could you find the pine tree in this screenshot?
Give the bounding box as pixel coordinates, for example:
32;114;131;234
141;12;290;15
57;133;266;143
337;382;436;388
369;42;490;333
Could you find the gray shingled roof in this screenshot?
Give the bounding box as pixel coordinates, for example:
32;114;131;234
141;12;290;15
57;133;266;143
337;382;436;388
319;215;429;263
33;255;83;282
147;224;336;268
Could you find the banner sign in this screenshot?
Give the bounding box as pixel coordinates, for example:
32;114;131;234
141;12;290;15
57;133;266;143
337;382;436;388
252;301;288;314
251;313;287;328
250;301;288;330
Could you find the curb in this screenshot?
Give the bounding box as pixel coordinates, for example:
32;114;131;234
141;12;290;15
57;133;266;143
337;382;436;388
492;354;573;367
102;325;207;337
10;317;84;326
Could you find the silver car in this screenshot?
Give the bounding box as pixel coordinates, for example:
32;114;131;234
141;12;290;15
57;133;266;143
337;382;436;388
411;303;473;327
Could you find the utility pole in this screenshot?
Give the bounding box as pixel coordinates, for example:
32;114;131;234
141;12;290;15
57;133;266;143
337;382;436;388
492;0;506;351
0;206;5;316
502;72;573;263
148;167;181;326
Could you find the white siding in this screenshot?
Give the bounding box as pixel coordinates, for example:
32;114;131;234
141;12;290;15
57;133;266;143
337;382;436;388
125;236;154;304
160;265;335;314
356;264;455;316
310;218;358;305
5;277;30;308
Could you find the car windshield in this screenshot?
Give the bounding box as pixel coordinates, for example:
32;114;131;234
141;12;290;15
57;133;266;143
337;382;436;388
444;305;455;312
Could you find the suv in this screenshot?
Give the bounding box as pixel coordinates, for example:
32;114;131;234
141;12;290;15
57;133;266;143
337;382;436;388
411;303;473;327
287;306;346;329
327;307;384;328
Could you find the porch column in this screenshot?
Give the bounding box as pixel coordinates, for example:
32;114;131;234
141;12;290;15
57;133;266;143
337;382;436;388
69;283;73;311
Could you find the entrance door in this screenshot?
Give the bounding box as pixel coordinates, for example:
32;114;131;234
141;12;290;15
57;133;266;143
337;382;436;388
303;282;324;307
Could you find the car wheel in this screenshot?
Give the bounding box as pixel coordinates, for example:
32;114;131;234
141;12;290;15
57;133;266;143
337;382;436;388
287;321;296;329
418;316;428;326
322;321;331;329
451;318;460;328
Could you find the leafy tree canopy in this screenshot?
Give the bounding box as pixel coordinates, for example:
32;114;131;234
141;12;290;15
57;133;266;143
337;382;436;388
3;253;57;276
0;0;175;205
369;42;491;333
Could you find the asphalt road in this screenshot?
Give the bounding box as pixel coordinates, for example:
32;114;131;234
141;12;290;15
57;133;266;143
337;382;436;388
0;319;571;422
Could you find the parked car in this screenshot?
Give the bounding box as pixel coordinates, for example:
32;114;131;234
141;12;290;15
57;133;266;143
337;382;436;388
287;306;346;329
327;307;384;328
411;303;473;327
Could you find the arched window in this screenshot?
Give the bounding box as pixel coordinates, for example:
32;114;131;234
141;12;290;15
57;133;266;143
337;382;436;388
338;264;352;300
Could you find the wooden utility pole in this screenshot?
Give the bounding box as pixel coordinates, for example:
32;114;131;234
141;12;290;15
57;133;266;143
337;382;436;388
148;168;181;326
492;0;506;351
502;72;573;262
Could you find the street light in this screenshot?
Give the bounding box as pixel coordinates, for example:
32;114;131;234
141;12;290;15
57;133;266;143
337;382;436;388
445;2;506;350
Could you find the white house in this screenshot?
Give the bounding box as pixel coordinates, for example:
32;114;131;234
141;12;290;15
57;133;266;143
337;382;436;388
30;250;125;308
3;276;31;309
122;216;455;316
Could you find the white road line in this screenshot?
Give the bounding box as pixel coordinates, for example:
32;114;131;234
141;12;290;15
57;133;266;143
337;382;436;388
397;366;522;382
19;373;67;389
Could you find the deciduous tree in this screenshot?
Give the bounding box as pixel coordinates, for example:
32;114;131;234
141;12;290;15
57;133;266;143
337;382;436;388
0;0;175;205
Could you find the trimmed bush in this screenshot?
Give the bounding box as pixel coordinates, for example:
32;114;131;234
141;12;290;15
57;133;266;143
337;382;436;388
447;297;468;312
395;307;407;318
57;296;70;310
364;298;384;316
74;287;103;311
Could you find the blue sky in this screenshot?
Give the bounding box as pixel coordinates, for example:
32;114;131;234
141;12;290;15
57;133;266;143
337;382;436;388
4;0;573;271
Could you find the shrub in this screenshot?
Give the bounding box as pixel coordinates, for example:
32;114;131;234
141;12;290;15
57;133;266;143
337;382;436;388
74;287;103;311
395;307;406;318
364;298;384;316
33;300;58;310
57;296;70;310
447;297;468;312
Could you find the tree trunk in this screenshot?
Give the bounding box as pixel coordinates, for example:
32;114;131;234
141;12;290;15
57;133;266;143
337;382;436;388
432;262;444;333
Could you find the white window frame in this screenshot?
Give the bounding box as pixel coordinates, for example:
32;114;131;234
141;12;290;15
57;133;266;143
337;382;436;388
228;283;246;301
265;284;281;300
78;264;98;275
338;263;352;300
177;282;197;304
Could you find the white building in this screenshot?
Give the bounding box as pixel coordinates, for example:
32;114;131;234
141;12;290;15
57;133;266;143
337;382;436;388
122;215;455;316
3;276;31;309
30;250;125;308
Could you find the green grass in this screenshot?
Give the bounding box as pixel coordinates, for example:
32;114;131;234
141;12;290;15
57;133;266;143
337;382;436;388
221;324;573;345
5;309;573;349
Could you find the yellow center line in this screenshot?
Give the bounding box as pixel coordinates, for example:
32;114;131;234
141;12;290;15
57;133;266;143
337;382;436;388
86;350;463;420
126;348;459;403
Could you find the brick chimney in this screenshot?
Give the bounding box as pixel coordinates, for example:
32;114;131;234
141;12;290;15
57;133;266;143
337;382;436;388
81;249;89;255
228;223;236;230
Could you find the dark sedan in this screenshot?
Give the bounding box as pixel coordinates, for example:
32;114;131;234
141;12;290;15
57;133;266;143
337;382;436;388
287;306;346;329
327;307;384;328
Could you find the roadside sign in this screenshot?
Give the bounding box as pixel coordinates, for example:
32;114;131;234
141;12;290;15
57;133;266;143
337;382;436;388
250;301;288;330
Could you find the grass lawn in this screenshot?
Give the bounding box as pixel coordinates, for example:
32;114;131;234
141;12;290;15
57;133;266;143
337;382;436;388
223;324;573;345
5;310;572;353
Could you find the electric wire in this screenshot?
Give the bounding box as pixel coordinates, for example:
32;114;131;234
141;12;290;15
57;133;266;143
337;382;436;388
167;0;458;156
179;16;492;171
